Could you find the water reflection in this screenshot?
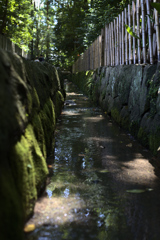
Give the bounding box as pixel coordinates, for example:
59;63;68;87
25;81;160;240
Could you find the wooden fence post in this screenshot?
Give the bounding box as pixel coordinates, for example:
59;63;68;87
137;0;141;64
111;22;115;66
128;4;132;64
141;0;146;64
146;0;153;64
154;2;160;62
119;14;122;65
117;17;119;65
132;1;136;64
125;8;128;65
122;11;125;65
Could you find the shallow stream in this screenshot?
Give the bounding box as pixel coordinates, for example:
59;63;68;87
25;81;160;240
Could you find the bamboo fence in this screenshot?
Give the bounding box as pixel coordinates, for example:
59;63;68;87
72;0;160;73
0;34;31;59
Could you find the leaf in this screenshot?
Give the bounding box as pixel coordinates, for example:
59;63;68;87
125;25;140;39
126;189;146;193
78;154;85;157
146;188;153;192
99;169;109;173
24;224;35;232
151;2;160;14
48;165;52;168
126;188;154;193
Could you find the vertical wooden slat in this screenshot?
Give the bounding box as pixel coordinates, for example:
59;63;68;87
106;25;108;66
97;37;99;68
94;39;96;69
154;3;160;62
101;28;104;67
106;25;109;66
99;35;101;67
117;17;119;65
93;40;95;69
108;25;110;66
122;11;124;65
146;0;153;64
114;19;116;66
137;0;141;64
128;4;132;64
109;24;112;66
119;14;122;65
132;1;136;64
104;25;106;66
141;0;146;64
111;22;115;66
125;8;128;65
91;44;93;70
98;36;99;68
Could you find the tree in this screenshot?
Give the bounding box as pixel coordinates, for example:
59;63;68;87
0;0;34;51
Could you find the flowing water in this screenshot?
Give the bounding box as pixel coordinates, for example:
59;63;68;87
25;81;160;240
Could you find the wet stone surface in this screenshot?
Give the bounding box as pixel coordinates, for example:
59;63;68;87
25;81;160;240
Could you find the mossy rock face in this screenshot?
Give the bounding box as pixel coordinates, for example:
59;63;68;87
10;133;37;220
32;113;46;158
111;108;121;124
137;127;149;148
0;49;65;240
0;169;24;240
9;124;49;220
71;65;160;155
54;90;65;118
39;98;56;155
149;129;160;155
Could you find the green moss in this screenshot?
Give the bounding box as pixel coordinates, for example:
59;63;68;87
10;133;37;220
101;89;106;100
0;169;24;240
25;124;48;193
137;127;149;147
32;87;40;110
149;129;160;155
26;87;40;116
111;108;121;124
55;90;64;117
32;113;47;158
121;116;130;129
26;91;32;114
39;98;56;155
9;124;49;220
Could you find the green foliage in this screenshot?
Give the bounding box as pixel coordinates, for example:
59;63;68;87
150;2;160;14
125;24;140;39
0;0;131;67
52;0;131;69
0;0;34;51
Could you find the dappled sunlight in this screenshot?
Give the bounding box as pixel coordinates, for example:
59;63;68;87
62;111;82;116
67;92;84;97
83;116;104;123
25;81;160;240
102;152;158;188
120;158;157;185
26;192;87;227
87;136;114;143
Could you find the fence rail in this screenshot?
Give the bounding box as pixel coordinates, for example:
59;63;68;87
0;34;31;59
72;0;160;73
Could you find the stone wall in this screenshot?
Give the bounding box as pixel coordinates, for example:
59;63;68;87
70;64;160;156
0;49;65;240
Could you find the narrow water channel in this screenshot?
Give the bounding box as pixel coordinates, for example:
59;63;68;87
25;81;160;240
